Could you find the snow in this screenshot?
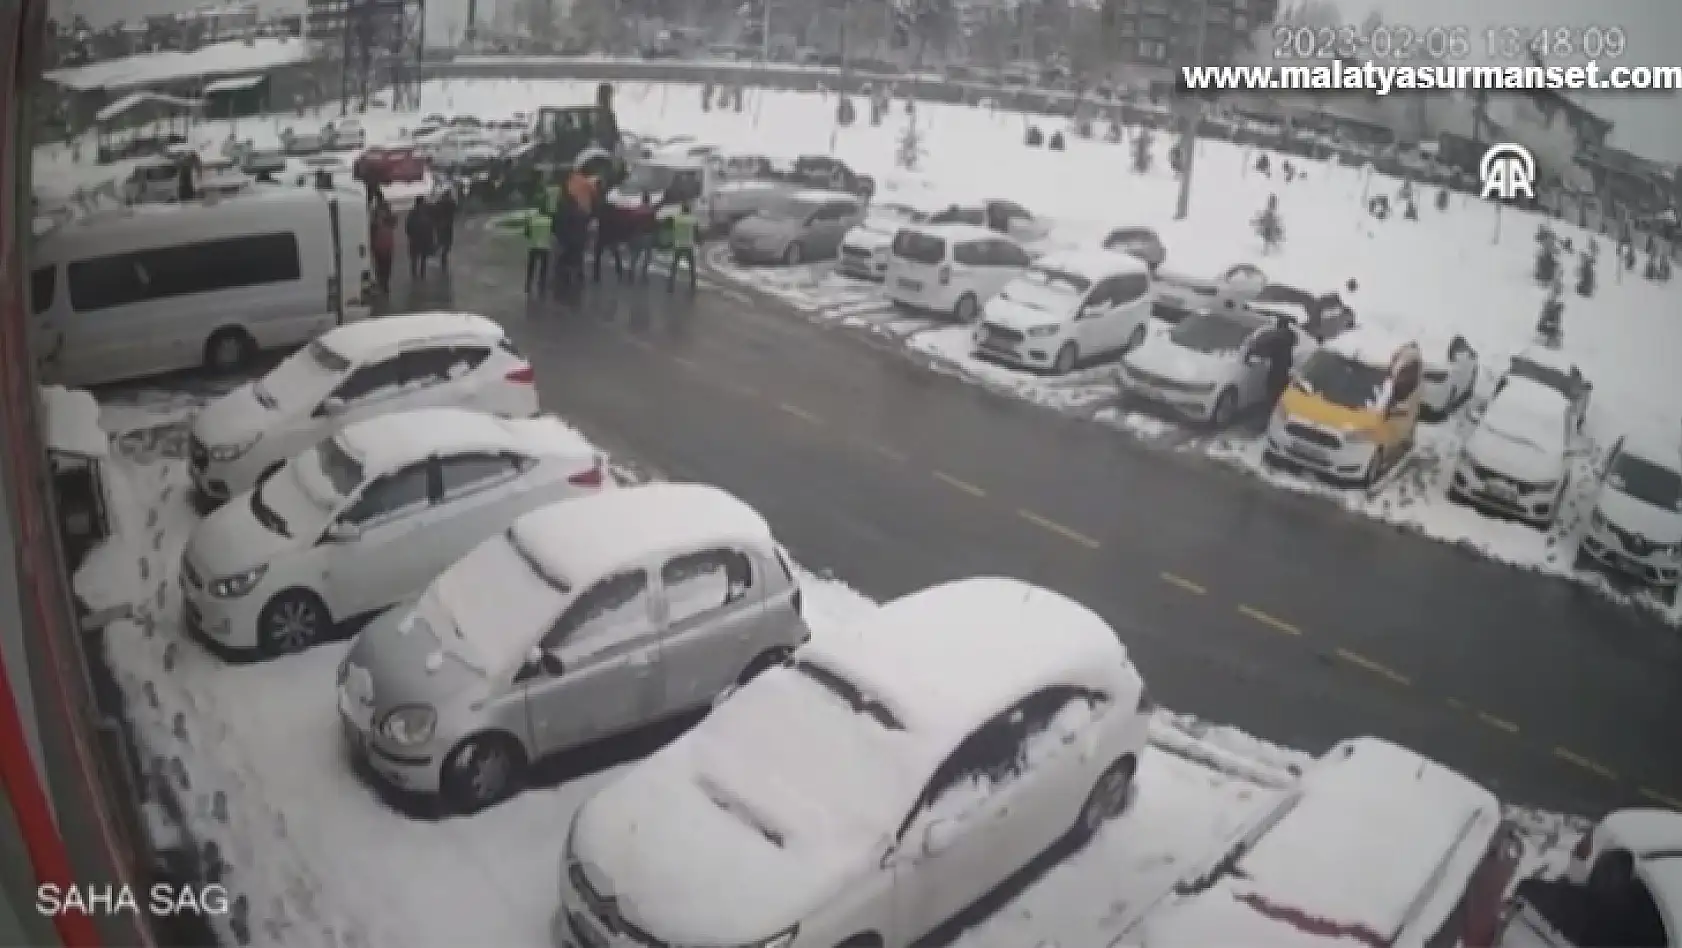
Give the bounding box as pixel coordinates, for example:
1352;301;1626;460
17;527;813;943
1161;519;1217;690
1321;324;1411;369
84;418;1587;948
94;92;201;124
1481;378;1573;445
203;74;267;95
1599;809;1682;855
40;385;108;458
320;311;502;359
427;532;568;676
337;409;590;475
805;577;1134;754
46;37;311;93
507;482;771;590
1042;247;1152;281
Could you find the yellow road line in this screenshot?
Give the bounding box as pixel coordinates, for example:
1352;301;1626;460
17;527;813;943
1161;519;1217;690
1476;710;1520;734
932;471;987;498
776;402;822;425
1554;747;1619;782
1160;572;1208;596
1334;647;1412;686
872;444;909;463
1016;509;1101;549
1639;787;1682;810
1236;604;1302;636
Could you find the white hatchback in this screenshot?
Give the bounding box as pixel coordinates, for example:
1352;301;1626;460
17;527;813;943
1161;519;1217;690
974;250;1155;375
180;408;605;657
1450;376;1575;528
556;576;1152;948
189;312;538;505
884;223;1033;322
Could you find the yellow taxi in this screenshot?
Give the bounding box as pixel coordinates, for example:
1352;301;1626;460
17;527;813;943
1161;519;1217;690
1263;326;1424;487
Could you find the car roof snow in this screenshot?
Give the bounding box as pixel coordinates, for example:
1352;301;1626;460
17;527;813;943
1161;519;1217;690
1322;325;1412;368
906;222;1002;243
1036;247;1149;279
336;408;571;475
322;312;502;360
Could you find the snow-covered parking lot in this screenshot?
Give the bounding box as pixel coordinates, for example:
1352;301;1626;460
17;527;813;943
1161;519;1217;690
87;394;1583;948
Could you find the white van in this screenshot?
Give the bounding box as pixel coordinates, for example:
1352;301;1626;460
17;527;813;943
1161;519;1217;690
29;186;373;387
884;222;1034;322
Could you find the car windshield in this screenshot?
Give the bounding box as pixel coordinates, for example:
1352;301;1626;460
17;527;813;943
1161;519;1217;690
622;162;681;193
1296;350;1388;410
1172;312;1256;354
1018;265;1092;295
763;197;822;220
1610;453;1682;512
253;340;348;410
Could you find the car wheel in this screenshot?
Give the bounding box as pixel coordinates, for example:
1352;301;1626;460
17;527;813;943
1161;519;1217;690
441;733;527;814
952;292;980;324
1052;343;1079;375
736;647;793;687
204;328;257;375
1072;755;1137;845
257;589;331;655
782;242;804;265
1209;388;1237;428
1124;323;1148;352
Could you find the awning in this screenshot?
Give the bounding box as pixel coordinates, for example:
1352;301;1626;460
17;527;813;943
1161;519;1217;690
94;91;201;124
203;74;266;94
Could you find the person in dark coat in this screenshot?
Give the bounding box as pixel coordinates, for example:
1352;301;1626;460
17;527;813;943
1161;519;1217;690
176;153;201;201
1258;312;1297;404
433;189;458;270
594;82;621;155
406;196;435;279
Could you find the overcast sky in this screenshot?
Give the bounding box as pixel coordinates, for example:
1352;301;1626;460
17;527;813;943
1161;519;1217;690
1325;0;1682;161
63;0;1682;160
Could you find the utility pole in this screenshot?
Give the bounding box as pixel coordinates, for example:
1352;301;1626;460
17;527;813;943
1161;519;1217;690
1174;0;1210;220
760;0;770;62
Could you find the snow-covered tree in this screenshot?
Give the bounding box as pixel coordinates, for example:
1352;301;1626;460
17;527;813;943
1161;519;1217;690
1435;188;1449;211
1535;240;1559;284
1131;127;1153;173
1253;194;1285;253
896;120;924;171
1536;292;1565;347
1576;251;1596;296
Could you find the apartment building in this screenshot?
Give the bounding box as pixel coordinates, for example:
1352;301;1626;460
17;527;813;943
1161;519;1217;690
1106;0;1279;70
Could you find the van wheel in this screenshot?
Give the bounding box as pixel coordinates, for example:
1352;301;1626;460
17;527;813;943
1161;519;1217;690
1052;343;1079;375
204;329;257;375
441;732;527;814
952;292;980;324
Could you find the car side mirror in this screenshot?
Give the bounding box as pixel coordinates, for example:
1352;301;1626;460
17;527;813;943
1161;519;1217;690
318;396;347;417
324;521;361;543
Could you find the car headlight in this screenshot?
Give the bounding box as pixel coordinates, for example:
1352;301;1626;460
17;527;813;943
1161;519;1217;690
209;436;259;463
378;705;436;746
209;565;267;598
1027;325;1060;338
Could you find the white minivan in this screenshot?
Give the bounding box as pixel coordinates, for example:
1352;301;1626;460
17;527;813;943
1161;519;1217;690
884;223;1033;323
29;186;373;387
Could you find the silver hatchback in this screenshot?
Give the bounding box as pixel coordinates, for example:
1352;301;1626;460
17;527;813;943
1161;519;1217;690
338;483;809;813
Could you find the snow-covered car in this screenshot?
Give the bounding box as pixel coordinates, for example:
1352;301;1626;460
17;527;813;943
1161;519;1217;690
287;154;354;188
610;152;790;233
1577;428;1682;600
240;148;288;179
280;126;325;156
884;223;1033;321
1113;737;1520;948
339;483;809;811
836;197;942;281
557;577;1152;948
1502;808;1682;948
187;312;538;505
927;197;1052;249
1263;328;1426;487
1491;344;1592;434
1417;332;1479;419
1100;226;1166;272
323;118;366;151
1119;304;1311;427
354;145;427;185
1153;263;1270;324
179;408;605;657
423;132;502;171
196;157;252;197
1248;283;1356;341
727;190;866;265
974;249;1156;375
1449;376;1575;528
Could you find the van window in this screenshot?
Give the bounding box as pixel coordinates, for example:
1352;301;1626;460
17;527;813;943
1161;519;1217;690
67;232;303;312
30;267;54;315
953;241;989;266
892;230;947;265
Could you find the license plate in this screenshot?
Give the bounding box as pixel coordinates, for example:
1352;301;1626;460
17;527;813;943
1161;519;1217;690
898;278;922;291
1289;443;1328;464
569;913;607;948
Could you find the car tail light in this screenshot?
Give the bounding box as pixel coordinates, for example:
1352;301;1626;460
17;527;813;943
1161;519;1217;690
1571;828;1594;861
567;458;605;487
938;264;951;285
505;364;535;383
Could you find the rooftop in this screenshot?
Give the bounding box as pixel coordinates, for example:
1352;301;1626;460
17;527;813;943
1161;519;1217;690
46;37;311;94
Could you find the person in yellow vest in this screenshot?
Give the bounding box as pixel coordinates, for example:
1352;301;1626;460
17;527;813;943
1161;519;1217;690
524;204;553;297
667;200;698;293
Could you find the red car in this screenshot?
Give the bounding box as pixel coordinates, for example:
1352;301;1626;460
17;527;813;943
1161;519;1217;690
354;146;427;185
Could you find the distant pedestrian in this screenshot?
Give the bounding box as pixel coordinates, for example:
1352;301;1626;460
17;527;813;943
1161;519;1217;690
176;152;201;201
525;205;553;297
433;188;458;270
622;191;657;283
667;200;698;293
370;200;396;294
406;196;435;278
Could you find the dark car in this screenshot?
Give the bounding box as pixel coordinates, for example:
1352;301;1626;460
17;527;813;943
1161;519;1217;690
782;156;875;199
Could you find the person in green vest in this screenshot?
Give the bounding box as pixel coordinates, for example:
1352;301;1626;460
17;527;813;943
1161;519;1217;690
524;205;553;297
666;200;698;293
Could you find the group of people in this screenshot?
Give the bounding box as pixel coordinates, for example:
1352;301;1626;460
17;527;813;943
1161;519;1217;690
367;184;459;295
521;169;699;299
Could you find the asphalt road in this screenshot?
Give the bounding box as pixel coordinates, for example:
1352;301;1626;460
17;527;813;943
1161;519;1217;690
397;224;1682;817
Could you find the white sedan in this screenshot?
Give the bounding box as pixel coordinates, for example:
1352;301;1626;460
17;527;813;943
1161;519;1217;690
189;312;538;505
180;408;604;657
556;576;1152;948
1449;377;1575;528
1119;305;1311;427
